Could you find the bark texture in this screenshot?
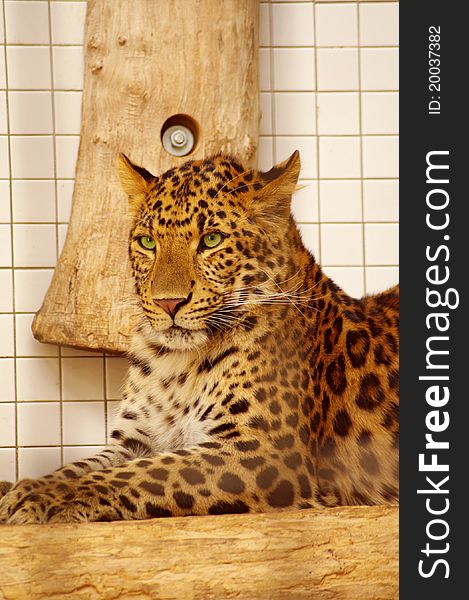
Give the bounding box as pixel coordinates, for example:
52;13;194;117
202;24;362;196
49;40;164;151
0;507;398;600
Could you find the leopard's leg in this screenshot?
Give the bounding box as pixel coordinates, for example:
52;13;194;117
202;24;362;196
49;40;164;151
47;435;149;481
1;440;321;524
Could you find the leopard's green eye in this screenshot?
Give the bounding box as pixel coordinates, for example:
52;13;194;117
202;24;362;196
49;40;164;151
202;232;223;249
139;236;156;250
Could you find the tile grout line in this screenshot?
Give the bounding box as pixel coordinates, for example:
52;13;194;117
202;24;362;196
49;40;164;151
268;0;276;166
6;0;398;3
1;43;84;48
1;0;19;481
103;356;109;446
0;220;401;227
263;1;398;3
312;1;322;264
1;398;143;405
356;2;367;296
46;0;64;469
1;133;83;137
1;132;399;137
49;0;107;451
0;89;85;92
0;176;399;182
1;89;399;94
259;45;397;49
2;43;398;49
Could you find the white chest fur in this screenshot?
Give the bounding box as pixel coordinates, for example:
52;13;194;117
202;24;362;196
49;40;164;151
117;337;219;452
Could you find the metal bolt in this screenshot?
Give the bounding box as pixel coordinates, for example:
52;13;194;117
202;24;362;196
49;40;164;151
162;123;195;157
170;130;187;148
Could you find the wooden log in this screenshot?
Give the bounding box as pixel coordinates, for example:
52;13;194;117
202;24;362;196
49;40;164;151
0;507;398;599
32;0;259;354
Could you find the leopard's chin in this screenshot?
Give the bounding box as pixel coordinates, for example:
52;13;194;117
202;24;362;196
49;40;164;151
145;324;209;351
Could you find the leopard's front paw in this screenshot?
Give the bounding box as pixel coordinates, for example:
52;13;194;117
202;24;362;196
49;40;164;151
0;478;77;525
2;494;50;525
0;481;13;499
0;482;48;525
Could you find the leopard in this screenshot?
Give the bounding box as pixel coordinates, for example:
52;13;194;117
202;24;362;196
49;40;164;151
0;150;399;525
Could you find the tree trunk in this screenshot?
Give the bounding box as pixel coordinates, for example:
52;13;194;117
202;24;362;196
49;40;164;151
32;0;259;354
0;507;398;600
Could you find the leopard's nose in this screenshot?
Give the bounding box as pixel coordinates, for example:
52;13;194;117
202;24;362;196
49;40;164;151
154;297;187;319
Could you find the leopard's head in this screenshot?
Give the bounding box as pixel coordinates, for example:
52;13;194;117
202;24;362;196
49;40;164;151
118;151;301;351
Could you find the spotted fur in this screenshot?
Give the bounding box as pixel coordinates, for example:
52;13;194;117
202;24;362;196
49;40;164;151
0;151;399;524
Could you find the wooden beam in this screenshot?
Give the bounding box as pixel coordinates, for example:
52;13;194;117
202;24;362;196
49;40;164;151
0;507;398;599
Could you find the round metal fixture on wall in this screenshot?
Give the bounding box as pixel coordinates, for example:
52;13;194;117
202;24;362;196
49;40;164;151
161;115;198;157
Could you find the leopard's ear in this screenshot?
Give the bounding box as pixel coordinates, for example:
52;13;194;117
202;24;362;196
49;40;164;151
117;153;155;199
254;150;301;224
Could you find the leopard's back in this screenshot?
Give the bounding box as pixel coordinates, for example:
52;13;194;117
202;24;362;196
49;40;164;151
308;283;399;505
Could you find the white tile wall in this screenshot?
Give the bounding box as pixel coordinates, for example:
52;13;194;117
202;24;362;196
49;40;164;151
319;180;362;222
317;48;359;91
9;91;54;134
17;402;61;446
6;46;51;89
273;48;316;90
361;92;398;134
11;180;56;222
10;136;55;178
0;91;7;134
317;93;360;135
0;137;10;177
0;359;15;403
0;0;399;479
0;313;13;355
360;48;399;90
62;357;104;401
54;91;82;134
4;1;50;45
315;4;358;46
359;2;399;46
18;446;61;479
272;3;315;46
